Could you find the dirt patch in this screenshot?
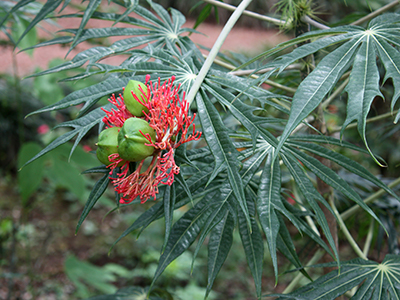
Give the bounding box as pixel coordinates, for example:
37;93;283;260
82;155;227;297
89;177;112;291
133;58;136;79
1;16;287;77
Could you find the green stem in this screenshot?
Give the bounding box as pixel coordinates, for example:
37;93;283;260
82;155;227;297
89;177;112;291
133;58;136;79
186;0;254;107
301;15;329;30
205;54;298;95
202;0;285;26
330;109;399;133
282;249;325;294
341;176;400;221
230;63;303;76
351;0;400;26
363;218;374;257
293;185;320;236
321;78;349;110
330;197;367;260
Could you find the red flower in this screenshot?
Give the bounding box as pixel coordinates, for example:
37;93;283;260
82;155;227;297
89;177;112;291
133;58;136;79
37;124;50;135
103;75;201;204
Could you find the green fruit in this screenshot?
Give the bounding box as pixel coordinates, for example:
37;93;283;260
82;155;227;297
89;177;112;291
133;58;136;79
123;80;149;117
118;118;156;162
96;127;121;165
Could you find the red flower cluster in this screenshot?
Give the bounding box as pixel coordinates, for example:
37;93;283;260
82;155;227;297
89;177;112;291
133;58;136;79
102;75;201;204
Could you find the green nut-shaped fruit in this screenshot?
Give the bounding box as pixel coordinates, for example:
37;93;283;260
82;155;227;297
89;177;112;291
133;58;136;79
118;117;156;162
96;127;120;165
123;80;149;117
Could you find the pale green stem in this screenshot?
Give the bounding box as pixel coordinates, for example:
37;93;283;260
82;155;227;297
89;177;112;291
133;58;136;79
293;186;320;236
260;77;297;94
301;15;330;30
282;249;325;294
363;218;375;257
202;0;285;26
321;78;349;110
330;197;367;260
208;54;298;95
330;109;399;133
186;0;253;107
341;176;400;221
230;63;303;76
351;0;400;26
202;54;293;109
291;115;315;134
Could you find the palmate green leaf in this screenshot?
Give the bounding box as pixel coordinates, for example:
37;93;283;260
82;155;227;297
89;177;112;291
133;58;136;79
235;26;359;71
272;254;400;300
287;134;377;155
257;149;281;282
275;37;361;157
0;0;35;28
151;190;217;288
15;0;62;46
109;166;214;250
287;141;399;200
238;189;264;298
204;83;266;147
191;148;269;271
112;0;138;26
206;210;234;298
196;90;248;227
342;35;383;164
193;3;212;30
273;14;400;159
81;165;109;174
23;106;105;168
26;77;130;117
162;185;175;253
374;37;400;122
68;0;102;55
248;182;331;269
281;153;340;266
287;147;385;230
76;173;110;234
28;36;156;77
275;214;311;281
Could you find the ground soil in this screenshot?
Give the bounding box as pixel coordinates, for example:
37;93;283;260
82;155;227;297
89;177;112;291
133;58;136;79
1;16;287;77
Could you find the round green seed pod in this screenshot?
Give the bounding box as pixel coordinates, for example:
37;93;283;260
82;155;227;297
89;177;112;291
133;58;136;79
96;127;121;165
118;118;156;162
123;80;149;117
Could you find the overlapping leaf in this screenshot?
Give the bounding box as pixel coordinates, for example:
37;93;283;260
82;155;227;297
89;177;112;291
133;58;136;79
257;150;281;281
196;90;248;226
23;106;106;168
233;14;400;159
272;254;400;299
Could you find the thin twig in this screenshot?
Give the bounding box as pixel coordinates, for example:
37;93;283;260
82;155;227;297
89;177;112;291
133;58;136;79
230;63;302;76
330;197;367;260
351;0;400;26
186;0;254;107
205;54;297;97
330;109;400;133
282;249;325;294
293;186;320;236
202;0;285;26
341;176;400;221
363;219;375;257
321;78;349;110
301;15;330;30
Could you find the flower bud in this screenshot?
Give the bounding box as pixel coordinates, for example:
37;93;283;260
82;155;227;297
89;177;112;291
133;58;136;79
123;80;149;117
118;118;155;162
96;127;120;165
